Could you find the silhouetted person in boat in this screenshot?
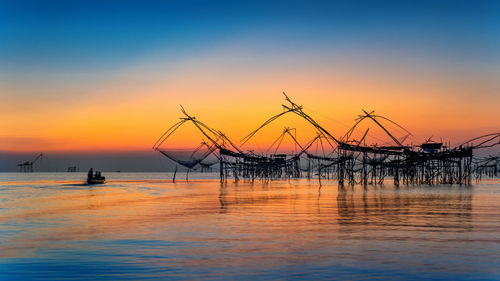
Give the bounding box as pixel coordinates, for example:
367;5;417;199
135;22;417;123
96;171;101;178
88;168;94;180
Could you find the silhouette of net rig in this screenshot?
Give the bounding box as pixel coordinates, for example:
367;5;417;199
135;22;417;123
153;93;500;186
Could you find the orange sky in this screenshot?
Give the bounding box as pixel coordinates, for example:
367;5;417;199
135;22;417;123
2;45;499;153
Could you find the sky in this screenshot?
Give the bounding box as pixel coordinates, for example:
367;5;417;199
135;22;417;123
1;0;499;171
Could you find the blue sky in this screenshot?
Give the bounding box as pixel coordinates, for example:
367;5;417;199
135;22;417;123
1;0;499;73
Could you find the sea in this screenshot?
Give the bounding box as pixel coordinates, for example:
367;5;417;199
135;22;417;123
0;172;499;280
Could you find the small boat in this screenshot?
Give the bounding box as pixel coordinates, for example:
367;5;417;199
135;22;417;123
87;176;105;184
87;168;106;184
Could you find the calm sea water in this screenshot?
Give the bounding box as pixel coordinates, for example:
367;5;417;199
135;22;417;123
0;172;499;280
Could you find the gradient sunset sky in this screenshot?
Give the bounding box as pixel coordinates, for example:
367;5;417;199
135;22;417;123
2;0;499;153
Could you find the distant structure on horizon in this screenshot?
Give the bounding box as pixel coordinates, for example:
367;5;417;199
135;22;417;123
66;166;79;172
17;153;46;173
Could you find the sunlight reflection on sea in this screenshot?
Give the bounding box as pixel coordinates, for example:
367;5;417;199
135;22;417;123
0;173;499;280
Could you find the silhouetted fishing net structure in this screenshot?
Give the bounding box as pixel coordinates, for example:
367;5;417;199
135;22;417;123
154;93;500;185
473;155;499;180
153;106;240;176
156;143;216;169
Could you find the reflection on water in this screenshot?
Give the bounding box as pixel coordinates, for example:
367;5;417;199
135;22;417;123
336;186;473;232
0;173;499;281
